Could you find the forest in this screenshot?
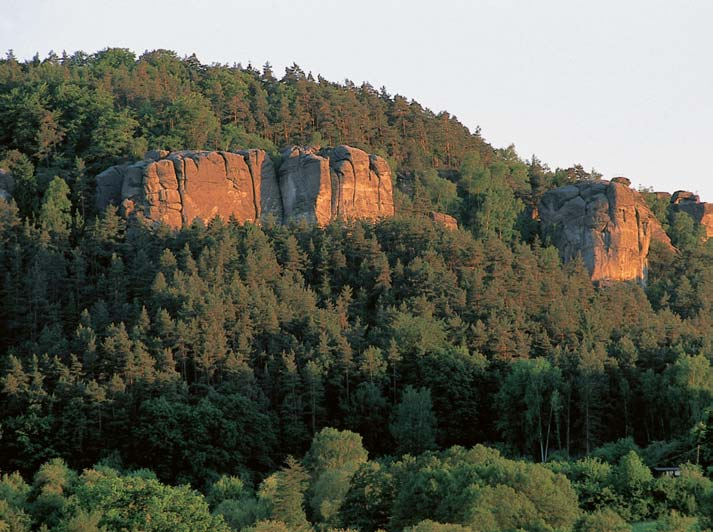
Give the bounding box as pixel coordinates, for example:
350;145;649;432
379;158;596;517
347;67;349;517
1;48;713;531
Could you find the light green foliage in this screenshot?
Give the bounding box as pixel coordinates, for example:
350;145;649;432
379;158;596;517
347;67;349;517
459;150;525;242
69;466;230;532
654;511;698;532
668;211;704;252
416;169;460;214
0;472;30;509
612;451;654;521
259;457;310;532
207;476;251;508
304;428;368;526
549;458;618;513
0;499;32;532
386;445;579;532
244;520;292;532
305;428;368;477
667;354;713;424
405;520;473;532
63;509;107;532
652;464;713;517
390;386;437;455
30;458;77;528
574;509;631;532
39;176;72;237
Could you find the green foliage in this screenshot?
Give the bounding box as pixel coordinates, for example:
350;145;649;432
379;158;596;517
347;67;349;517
69;467;230;532
259;457;310;531
2;47;713;531
574;509;631;532
6;151;36;218
654;511;697;532
383;445;579;532
304;428;368;526
404;520;473;532
39;175;72;237
390;386;437;455
496;358;563;461
612;451;654;521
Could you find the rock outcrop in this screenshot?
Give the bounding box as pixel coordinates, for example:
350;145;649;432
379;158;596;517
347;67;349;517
671;191;713;240
278;145;394;225
96;150;280;228
428;211;458;230
0;169;13;202
96;145;394;228
539;180;673;283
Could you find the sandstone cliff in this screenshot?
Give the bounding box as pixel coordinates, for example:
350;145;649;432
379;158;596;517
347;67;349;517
97;150;281;228
671;191;713;240
539;180;673;283
96;145;394;228
278;145;394;224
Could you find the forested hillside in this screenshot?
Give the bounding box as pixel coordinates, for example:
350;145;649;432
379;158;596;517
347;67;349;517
1;49;713;531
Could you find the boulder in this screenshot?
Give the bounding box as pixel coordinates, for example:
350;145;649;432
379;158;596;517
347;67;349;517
539;180;673;283
429;211;458;230
144;149;170;161
278;145;394;225
611;176;631;186
96;164;129;209
672;190;699;205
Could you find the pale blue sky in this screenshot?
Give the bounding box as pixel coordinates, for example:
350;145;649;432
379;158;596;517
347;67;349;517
2;0;712;200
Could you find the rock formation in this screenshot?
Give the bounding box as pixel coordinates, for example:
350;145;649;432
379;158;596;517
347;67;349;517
96;145;394;228
278;145;394;225
671;191;713;240
539;180;673;283
428;211;458;230
96;150;280;228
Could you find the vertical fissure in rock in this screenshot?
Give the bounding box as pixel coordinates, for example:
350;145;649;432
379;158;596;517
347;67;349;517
243;151;260;221
346;157;358;209
371;159;382;212
218;152;232;186
178;156;188;226
329;157;342;218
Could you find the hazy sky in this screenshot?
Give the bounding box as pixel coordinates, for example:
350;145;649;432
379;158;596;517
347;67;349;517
2;0;712;199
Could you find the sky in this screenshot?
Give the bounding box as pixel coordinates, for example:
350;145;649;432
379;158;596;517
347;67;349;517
2;0;712;200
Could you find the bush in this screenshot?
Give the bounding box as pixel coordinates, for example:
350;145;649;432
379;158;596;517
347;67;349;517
574;509;630;532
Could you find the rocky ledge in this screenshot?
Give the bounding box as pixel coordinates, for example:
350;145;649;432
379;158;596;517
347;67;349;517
96;145;394;228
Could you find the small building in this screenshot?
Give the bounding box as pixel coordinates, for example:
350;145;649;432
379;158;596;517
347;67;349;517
652;467;681;478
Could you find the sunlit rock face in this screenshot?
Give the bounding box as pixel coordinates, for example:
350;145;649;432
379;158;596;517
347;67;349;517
96;149;281;228
539;180;673;283
278;145;394;225
95;145;395;228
